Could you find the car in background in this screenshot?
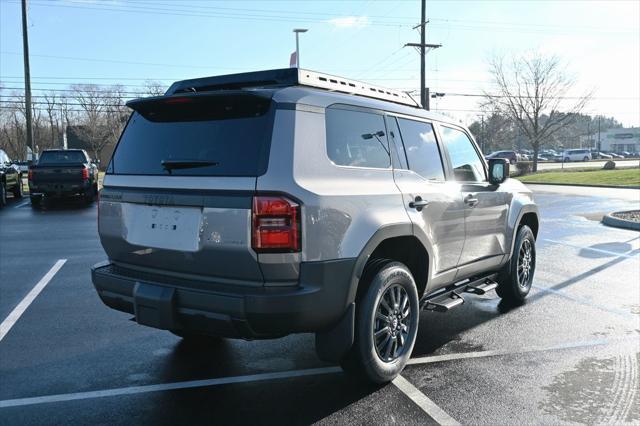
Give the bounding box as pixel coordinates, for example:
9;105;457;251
12;160;30;174
28;149;99;208
0;149;24;208
594;152;613;160
608;152;624;159
485;150;518;164
562;149;591;162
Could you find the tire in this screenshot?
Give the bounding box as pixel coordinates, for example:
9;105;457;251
30;195;41;209
564;157;570;162
13;178;23;198
341;260;419;384
583;156;589;162
0;182;6;208
84;185;96;205
497;225;536;303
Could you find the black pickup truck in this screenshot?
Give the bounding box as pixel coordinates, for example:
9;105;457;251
28;149;99;208
0;149;24;208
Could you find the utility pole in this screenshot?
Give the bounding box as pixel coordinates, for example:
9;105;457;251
21;0;34;160
597;115;601;152
293;28;308;68
405;0;441;111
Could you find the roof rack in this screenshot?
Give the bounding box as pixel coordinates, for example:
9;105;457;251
165;68;420;108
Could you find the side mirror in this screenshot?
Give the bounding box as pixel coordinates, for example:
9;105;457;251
488;158;509;185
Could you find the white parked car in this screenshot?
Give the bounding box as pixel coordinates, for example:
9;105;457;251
562;149;592;162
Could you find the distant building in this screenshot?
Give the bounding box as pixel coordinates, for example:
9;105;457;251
580;127;640;153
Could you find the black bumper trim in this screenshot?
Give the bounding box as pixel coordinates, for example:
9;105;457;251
91;258;356;339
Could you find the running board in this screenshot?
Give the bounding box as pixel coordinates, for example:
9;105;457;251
421;274;499;313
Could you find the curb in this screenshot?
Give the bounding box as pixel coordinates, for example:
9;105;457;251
521;182;640;189
602;211;640;231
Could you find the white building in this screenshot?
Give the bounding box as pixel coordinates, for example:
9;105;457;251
581;127;640;153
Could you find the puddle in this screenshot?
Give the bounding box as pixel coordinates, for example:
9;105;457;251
539;354;639;424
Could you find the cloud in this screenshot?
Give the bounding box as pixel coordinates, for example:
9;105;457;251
327;16;370;29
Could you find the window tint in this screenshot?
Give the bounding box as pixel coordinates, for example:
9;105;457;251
326;107;390;168
440;126;486;182
38;151;86;164
396;118;445;180
109;96;274;176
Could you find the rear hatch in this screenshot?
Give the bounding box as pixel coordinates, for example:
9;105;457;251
99;92;274;285
32;151;86;184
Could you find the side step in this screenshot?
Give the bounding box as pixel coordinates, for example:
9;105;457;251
421;274;499;313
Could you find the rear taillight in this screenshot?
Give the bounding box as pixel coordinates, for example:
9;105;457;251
28;169;33;180
252;195;300;252
81;167;89;180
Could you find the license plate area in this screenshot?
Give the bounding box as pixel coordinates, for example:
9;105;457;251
125;204;202;252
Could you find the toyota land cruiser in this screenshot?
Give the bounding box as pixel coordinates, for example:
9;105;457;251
91;68;539;383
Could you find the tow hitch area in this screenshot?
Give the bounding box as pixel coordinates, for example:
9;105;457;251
133;282;176;329
421;274;499;313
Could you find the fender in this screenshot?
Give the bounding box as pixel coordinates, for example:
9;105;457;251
346;222;435;305
506;203;539;263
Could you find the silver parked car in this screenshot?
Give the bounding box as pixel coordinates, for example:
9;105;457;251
91;68;539;383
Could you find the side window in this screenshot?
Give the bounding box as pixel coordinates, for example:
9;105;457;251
325;107;390;168
440;125;486;182
397;118;445;181
385;116;408;169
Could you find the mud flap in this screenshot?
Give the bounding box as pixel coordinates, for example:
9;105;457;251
315;303;355;363
133;283;176;330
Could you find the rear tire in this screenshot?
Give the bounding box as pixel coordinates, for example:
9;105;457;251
583;156;589;162
12;179;23;198
497;225;536;304
30;195;41;209
564;157;570;162
341;260;419;384
0;183;6;208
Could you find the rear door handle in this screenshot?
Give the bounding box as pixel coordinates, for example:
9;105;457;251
409;196;429;211
464;194;479;207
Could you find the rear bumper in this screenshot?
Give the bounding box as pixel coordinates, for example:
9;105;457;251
30;181;91;197
91;258;356;339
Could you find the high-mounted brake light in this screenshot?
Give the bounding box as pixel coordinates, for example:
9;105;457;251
164;97;193;105
252;196;300;252
81;167;89;180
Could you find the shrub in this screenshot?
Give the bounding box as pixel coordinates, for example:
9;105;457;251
603;160;616;170
515;161;533;176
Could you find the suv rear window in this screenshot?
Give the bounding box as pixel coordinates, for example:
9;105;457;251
38;151;86;164
108;94;274;176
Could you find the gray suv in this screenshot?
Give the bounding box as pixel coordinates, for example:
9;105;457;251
92;68;539;383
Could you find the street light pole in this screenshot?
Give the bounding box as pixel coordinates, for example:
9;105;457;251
293;28;308;68
21;0;34;160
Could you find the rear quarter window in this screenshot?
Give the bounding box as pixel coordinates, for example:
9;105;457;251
325;107;390;169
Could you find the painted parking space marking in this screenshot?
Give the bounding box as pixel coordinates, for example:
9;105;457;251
542;239;639;259
13;200;29;209
393;374;460;425
0;335;636;410
0;259;67;342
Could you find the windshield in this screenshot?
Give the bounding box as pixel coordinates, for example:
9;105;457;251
108;95;274;176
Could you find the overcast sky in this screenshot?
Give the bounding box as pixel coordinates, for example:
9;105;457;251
1;0;638;127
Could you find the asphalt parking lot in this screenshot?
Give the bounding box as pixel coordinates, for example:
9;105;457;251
0;185;639;425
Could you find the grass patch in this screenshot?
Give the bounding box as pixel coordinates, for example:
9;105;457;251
517;168;640;186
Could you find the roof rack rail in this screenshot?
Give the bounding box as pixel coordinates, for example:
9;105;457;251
166;68;420;108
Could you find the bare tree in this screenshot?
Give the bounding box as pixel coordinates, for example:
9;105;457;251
72;84;111;162
143;80;166;97
484;53;591;171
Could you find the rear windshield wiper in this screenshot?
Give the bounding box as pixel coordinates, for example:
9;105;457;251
161;159;219;174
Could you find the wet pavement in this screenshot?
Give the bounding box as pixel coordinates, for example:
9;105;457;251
0;185;638;425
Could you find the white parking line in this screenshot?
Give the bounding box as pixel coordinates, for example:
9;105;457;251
393;375;460;425
0;367;341;408
0;335;635;410
0;259;67;342
13;200;29;209
543;239;638;259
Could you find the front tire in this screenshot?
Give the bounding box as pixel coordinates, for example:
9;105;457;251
497;225;536;303
341;260;419;384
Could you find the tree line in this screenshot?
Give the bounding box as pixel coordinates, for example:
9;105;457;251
0;81;165;166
